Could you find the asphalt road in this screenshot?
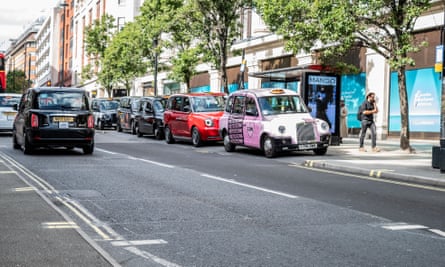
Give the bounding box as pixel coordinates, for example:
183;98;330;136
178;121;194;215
1;130;444;266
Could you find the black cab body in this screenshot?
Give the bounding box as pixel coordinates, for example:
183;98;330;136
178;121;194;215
12;87;95;154
136;96;166;139
116;96;141;134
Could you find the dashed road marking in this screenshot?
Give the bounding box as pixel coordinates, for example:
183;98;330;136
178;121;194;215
111;239;168;247
42;221;78;229
382;224;428;231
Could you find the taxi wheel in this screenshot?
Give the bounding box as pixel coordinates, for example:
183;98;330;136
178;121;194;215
223;132;235;152
83;143;94;155
131;121;137;135
191;127;202;147
23;133;34;155
12;131;20;149
154;126;163;140
262;136;276;158
98;120;104;130
313;147;327;155
137;127;143;137
165;126;175;144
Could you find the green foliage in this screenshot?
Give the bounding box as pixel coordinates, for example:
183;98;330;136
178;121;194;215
6;70;27;93
188;0;251;93
84;14;116;62
102;22;148;93
254;0;431;150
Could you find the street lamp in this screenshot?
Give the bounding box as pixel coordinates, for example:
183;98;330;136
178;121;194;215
153;37;158;96
59;1;68;87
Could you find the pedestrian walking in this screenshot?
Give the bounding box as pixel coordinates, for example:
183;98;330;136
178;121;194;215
358;92;380;152
340;99;348;143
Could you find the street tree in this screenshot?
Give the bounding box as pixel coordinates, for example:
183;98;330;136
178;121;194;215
6;70;26;93
136;0;183;94
103;22;148;94
254;0;430;152
190;0;249;94
166;3;203;92
84;14;116;96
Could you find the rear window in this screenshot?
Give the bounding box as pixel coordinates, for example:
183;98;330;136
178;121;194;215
0;95;21;107
37;92;89;110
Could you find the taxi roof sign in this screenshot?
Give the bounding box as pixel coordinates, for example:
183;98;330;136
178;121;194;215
270;89;285;94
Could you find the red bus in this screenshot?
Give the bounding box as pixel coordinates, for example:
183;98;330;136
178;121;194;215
0;53;5;91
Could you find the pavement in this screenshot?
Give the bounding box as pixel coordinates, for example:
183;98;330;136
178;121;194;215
298;137;445;188
0;137;444;266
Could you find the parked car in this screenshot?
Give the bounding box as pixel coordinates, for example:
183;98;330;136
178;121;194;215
0;93;22;132
219;88;330;158
91;98;119;130
163;92;226;147
12;87;95;154
116;96;141;134
136;96;167;139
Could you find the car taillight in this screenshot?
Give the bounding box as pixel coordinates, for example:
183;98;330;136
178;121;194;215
87;115;94;128
31;114;39;128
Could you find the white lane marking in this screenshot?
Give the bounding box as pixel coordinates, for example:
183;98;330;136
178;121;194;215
0;170;16;174
14;187;35;192
382;224;428;230
125;246;181;267
96;148;118;155
55;196;112;240
111;239;168;247
137;158;175;168
42;221;79;229
96;148;175;168
200;173;298;199
429;229;445;237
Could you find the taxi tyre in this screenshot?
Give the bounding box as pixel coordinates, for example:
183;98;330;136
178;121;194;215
313;147;328;155
262;135;276;158
165;126;175;144
131;120;137;135
23;133;34;155
223;131;235;152
83;143;94;155
97;119;104;130
12;130;20;149
137;127;143;137
154;126;163;140
191;127;202;147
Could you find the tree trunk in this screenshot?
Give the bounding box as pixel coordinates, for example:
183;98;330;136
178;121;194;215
397;67;412;151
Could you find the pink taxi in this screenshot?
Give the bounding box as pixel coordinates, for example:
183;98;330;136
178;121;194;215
219;88;331;158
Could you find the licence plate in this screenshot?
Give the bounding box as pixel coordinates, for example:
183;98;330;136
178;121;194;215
299;143;317;150
59;122;69;128
53;116;74;122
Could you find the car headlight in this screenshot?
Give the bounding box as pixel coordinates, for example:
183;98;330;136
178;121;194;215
278;125;286;134
320;121;329;131
205;119;213;127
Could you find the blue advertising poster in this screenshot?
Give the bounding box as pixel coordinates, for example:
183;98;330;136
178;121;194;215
340;73;366;128
306;74;339;134
389;67;441;132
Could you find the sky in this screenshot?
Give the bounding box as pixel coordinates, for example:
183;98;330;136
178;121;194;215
0;0;58;51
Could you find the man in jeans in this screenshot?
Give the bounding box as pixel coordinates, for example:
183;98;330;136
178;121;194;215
359;92;380;152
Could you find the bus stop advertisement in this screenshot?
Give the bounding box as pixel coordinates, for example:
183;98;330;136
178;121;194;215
249;65;341;145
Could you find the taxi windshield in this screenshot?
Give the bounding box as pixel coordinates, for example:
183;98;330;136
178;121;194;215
37;92;88;110
0;95;21;107
258;95;308;116
191;95;225;112
100;101;119;110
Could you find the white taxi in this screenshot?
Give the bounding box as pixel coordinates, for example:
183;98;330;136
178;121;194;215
219;88;330;158
0;93;21;132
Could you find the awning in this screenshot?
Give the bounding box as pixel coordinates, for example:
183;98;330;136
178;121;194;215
249;64;333;82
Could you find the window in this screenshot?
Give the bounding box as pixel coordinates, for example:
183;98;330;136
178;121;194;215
233;96;245;114
245;96;258;116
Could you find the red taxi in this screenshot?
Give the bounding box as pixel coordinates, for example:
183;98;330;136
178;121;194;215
163;92;226;147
